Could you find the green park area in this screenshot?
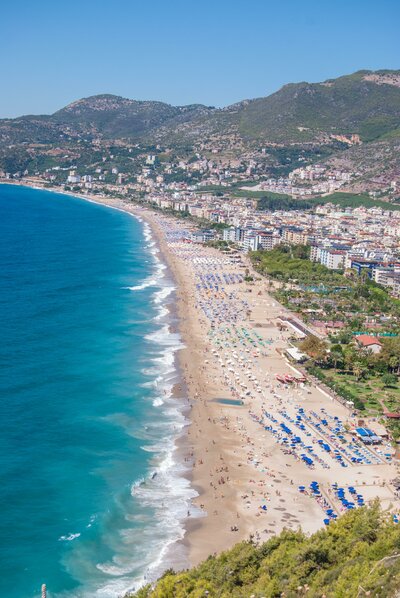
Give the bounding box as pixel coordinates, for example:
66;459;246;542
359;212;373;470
250;245;400;321
250;245;400;435
195;184;400;212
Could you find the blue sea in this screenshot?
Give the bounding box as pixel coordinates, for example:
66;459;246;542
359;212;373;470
0;185;194;598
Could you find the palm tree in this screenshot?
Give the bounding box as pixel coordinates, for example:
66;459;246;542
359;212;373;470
353;361;367;381
330;350;343;370
344;349;357;373
389;355;400;375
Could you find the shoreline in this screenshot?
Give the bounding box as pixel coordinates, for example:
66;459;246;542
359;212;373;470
7;183;265;562
3;181;400;585
129;204;266;562
125;213;198;588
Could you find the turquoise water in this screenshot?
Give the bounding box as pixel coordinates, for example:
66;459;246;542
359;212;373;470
0;185;193;598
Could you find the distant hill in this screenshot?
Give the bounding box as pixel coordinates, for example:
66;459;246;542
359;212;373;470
1;70;399;146
149;70;400;146
0;95;212;144
236;70;400;143
52;95;212;138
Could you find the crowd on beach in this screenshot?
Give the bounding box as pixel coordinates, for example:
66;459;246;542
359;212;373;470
94;200;400;560
140;211;399;540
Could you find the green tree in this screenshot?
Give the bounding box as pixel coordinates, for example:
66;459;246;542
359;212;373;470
329;349;343;370
300;336;327;363
378;338;400;374
353;361;368;381
343;347;357;373
131;504;400;598
382;373;398;388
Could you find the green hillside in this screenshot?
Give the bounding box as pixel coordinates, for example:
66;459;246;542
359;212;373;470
1;70;400;192
150;69;400;146
1;69;399;146
52;95;212;138
310;192;400;211
0;95;212;144
236;70;400;142
130;505;400;598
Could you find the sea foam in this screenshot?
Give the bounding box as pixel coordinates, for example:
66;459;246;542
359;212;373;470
90;227;193;597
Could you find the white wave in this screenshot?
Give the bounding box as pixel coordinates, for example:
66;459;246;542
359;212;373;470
142;318;184;388
154;305;169;321
125;260;166;292
140;379;157;388
126;277;158;292
154;351;175;369
155;262;167;274
96;562;139;577
131;476;146;491
153;286;175;304
55;222;193;597
145;324;169;343
59;532;81;542
84;514;97;530
87;417;198;597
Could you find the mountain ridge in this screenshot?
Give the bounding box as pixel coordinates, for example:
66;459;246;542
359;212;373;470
1;69;399;193
1;69;399;144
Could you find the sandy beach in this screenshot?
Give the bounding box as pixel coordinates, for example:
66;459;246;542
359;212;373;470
5;182;400;570
136;206;400;567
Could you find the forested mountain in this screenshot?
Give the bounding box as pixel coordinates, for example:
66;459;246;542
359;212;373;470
148;70;400;146
1;70;399;145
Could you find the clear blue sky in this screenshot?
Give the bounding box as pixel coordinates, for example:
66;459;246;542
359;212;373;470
1;0;399;117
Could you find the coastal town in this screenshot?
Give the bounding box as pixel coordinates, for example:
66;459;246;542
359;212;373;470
3;170;400;508
142;191;400;297
2;136;399;200
3;150;399;299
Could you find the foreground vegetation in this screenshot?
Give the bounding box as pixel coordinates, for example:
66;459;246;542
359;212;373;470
131;506;400;597
301;333;400;439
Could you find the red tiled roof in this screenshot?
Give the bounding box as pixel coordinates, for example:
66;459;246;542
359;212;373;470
355;335;383;347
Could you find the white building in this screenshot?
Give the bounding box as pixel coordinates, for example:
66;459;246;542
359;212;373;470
319;249;345;270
